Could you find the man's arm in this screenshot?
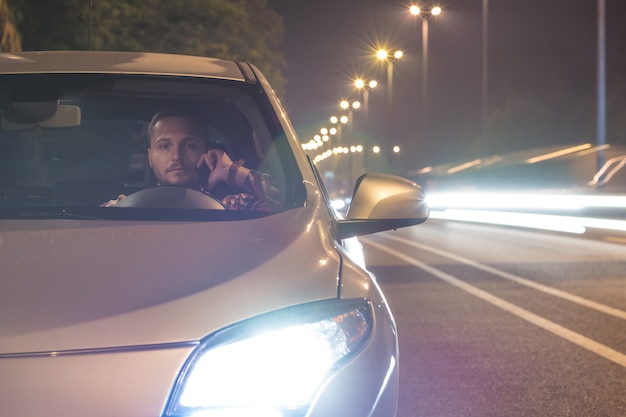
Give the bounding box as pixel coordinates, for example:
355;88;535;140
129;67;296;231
222;167;281;211
198;150;282;211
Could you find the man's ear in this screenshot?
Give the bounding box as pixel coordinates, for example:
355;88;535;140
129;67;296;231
147;148;153;168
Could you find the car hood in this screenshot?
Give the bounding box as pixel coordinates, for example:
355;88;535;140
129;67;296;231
0;205;341;354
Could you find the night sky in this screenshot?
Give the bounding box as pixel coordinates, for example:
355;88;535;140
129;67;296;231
269;0;626;171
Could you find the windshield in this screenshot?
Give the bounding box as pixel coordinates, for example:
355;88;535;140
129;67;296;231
0;74;301;220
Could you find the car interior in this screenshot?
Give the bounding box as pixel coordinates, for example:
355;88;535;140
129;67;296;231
0;74;298;213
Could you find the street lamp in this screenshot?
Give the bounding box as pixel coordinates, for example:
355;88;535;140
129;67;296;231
597;0;607;173
337;100;363;188
376;49;403;167
339;99;359;141
376;49;403;119
340;99;360;112
329;115;349;144
354;78;377;119
409;5;442;126
354;78;377;173
330;113;350;191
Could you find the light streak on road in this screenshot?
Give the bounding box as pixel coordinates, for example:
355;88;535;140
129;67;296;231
425;192;626;234
429;210;586;234
426;192;626;210
429;210;626;234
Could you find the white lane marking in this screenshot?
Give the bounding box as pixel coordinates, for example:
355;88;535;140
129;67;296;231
363;238;626;368
377;234;626;321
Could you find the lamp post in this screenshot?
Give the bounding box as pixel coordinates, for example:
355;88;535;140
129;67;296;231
482;0;489;159
354;78;377;120
597;0;606;174
376;49;403;171
327;118;341;195
409;5;442;146
409;5;441;115
339;100;363;188
354;78;377;172
329;114;349;146
339;99;360;138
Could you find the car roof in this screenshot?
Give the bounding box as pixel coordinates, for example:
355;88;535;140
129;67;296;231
0;51;254;82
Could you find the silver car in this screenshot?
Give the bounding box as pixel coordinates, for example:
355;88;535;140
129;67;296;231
0;51;429;417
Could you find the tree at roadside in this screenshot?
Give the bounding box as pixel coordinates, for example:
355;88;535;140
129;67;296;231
9;0;286;97
0;0;21;51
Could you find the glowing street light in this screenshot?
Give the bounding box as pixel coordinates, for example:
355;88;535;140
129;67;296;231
409;5;443;120
354;78;378;118
340;99;360;111
330;114;349;138
338;101;358;144
354;78;377;89
376;49;404;61
410;5;441;16
376;48;403;154
329;115;348;139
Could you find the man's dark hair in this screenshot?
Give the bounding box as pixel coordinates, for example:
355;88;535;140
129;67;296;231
146;105;210;145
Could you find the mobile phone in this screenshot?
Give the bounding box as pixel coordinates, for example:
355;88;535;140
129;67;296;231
197;163;211;188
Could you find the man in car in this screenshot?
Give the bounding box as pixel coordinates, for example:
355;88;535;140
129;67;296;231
102;107;281;211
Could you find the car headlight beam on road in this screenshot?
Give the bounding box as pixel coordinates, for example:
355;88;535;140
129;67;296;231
165;299;372;417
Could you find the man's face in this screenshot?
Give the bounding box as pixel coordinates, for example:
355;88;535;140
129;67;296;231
148;116;207;186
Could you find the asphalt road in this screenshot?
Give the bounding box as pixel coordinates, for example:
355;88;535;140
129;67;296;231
361;219;626;417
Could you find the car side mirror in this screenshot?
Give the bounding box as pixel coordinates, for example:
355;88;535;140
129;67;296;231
335;173;429;239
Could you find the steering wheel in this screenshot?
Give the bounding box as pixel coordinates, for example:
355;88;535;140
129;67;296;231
114;186;225;210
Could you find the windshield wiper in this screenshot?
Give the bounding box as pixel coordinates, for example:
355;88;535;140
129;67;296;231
0;206;273;221
15;208;103;220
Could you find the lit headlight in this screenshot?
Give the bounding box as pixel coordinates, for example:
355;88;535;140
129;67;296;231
165;299;372;417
